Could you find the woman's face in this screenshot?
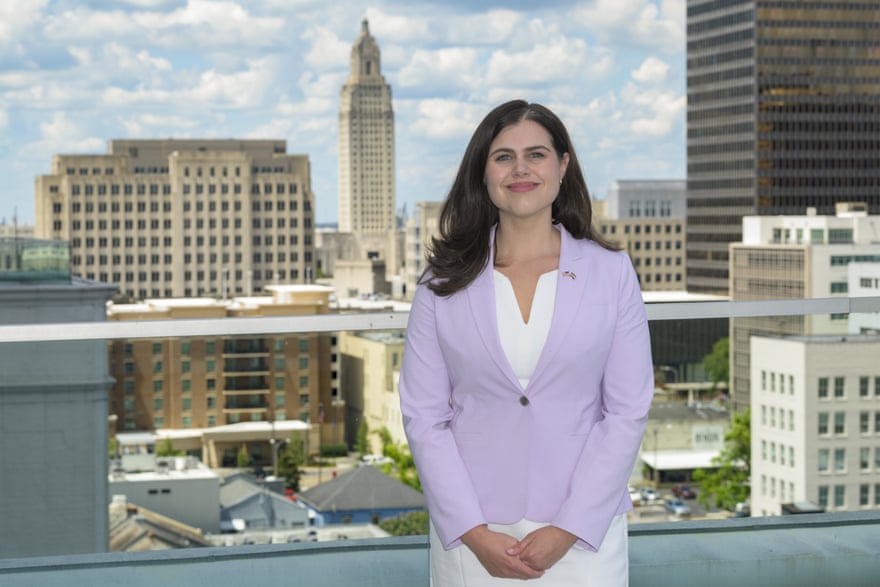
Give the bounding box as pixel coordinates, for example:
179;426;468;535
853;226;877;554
484;119;569;224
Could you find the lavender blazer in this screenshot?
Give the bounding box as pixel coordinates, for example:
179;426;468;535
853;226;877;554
399;225;654;552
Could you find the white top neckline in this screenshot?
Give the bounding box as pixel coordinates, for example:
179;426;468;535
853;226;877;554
493;270;557;389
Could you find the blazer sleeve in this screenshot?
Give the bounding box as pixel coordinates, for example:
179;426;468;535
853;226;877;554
398;282;487;549
551;252;654;551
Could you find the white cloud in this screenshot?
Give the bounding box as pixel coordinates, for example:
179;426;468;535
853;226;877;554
302;26;350;71
571;0;684;54
408;99;485;140
44;0;285;48
486;37;612;87
0;0;48;43
631;56;669;84
396;47;481;91
445;10;524;45
0;109;8;130
363;7;433;44
621;81;685;137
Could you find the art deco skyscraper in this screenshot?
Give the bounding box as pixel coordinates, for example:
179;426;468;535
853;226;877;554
338;19;396;242
686;1;880;294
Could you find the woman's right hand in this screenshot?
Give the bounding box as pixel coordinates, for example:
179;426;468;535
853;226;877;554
460;525;545;580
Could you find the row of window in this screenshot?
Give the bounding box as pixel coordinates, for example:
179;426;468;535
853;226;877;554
818;376;880;399
817;483;880;509
817;411;880;436
817;446;880;474
760;405;795;431
760;440;796;467
599;223;683;235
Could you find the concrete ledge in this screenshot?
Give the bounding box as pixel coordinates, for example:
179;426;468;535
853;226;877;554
2;512;880;586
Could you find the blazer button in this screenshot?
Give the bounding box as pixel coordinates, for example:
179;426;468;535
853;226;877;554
519;395;529;406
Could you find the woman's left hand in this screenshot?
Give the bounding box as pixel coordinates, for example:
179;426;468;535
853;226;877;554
505;525;578;571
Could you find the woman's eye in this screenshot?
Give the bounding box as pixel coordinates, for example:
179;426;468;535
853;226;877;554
495;154;511;162
529;152;545;159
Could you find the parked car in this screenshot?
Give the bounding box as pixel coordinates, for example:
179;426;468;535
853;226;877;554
629;486;643;506
664;498;692;516
672;484;697;499
360;454;392;466
640;487;659;503
734;500;751;517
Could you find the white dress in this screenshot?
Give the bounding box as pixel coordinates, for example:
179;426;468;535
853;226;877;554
428;270;628;586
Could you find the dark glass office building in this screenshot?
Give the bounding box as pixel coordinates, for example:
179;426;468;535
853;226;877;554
686;0;880;294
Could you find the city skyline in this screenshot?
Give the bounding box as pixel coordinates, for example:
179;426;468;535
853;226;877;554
0;0;686;226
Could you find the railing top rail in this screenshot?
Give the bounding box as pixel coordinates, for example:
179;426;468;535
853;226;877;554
0;296;879;343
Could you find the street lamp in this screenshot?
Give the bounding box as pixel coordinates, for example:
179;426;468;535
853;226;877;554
271;437;290;477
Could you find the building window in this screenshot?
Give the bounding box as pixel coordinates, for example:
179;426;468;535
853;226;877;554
818;377;828;398
181;360;191;373
818;449;829;472
182;398;192;411
298;357;309;370
834;412;846;435
153;380;163;393
834;377;845;398
833;485;845;508
182;380;191;393
152;342;162;355
275;357;285;371
833;448;846;472
861;447;870;471
860;377;870;397
299;376;308;388
818;413;829;435
299;339;309;352
181;341;191;355
206;341;215;355
861;412;871;434
154;398;163;411
153;361;163;374
860;484;870;507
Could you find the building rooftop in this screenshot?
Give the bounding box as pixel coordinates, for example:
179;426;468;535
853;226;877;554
298;465;425;513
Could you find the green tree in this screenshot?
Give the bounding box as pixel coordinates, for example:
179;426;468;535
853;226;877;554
379;510;428;536
156;437;183;457
693;408;750;511
703;337;730;390
277;434;305;492
236;444;250;469
376;426;421;492
354;418;369;455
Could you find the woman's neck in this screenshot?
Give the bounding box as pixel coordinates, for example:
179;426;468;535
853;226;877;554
493;221;560;267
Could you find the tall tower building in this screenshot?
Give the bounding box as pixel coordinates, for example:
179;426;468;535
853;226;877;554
338;19;396;245
35;139;316;300
686;1;880;294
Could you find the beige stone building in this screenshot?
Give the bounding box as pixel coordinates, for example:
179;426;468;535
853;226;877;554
595;180;687;291
337;331;405;453
106;285;339;465
403;201;441;300
35;139;316;300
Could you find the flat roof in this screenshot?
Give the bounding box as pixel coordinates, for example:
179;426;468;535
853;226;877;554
640;450;721;471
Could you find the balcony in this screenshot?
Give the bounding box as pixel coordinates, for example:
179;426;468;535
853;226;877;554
222;357;271;375
0;511;878;586
1;294;879;583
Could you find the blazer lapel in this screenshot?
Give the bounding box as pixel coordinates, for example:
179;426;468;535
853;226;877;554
466;226;523;390
528;226;588;387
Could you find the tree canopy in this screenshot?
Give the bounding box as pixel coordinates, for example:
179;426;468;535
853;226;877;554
703;336;730;390
692;408;750;511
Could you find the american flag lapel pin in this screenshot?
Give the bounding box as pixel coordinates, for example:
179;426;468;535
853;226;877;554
561;271;576;280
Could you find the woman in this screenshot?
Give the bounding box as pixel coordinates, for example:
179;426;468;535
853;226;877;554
399;100;654;585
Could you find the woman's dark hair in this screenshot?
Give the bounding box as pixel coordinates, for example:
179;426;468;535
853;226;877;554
422;99;617;296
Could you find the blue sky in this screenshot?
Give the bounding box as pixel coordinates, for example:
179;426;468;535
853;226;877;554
0;0;686;226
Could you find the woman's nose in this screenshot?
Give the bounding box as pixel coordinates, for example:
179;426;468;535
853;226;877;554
513;158;529;176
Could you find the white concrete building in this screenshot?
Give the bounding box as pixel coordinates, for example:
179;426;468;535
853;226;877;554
109;455;221;534
729;207;880;408
750;334;880;517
